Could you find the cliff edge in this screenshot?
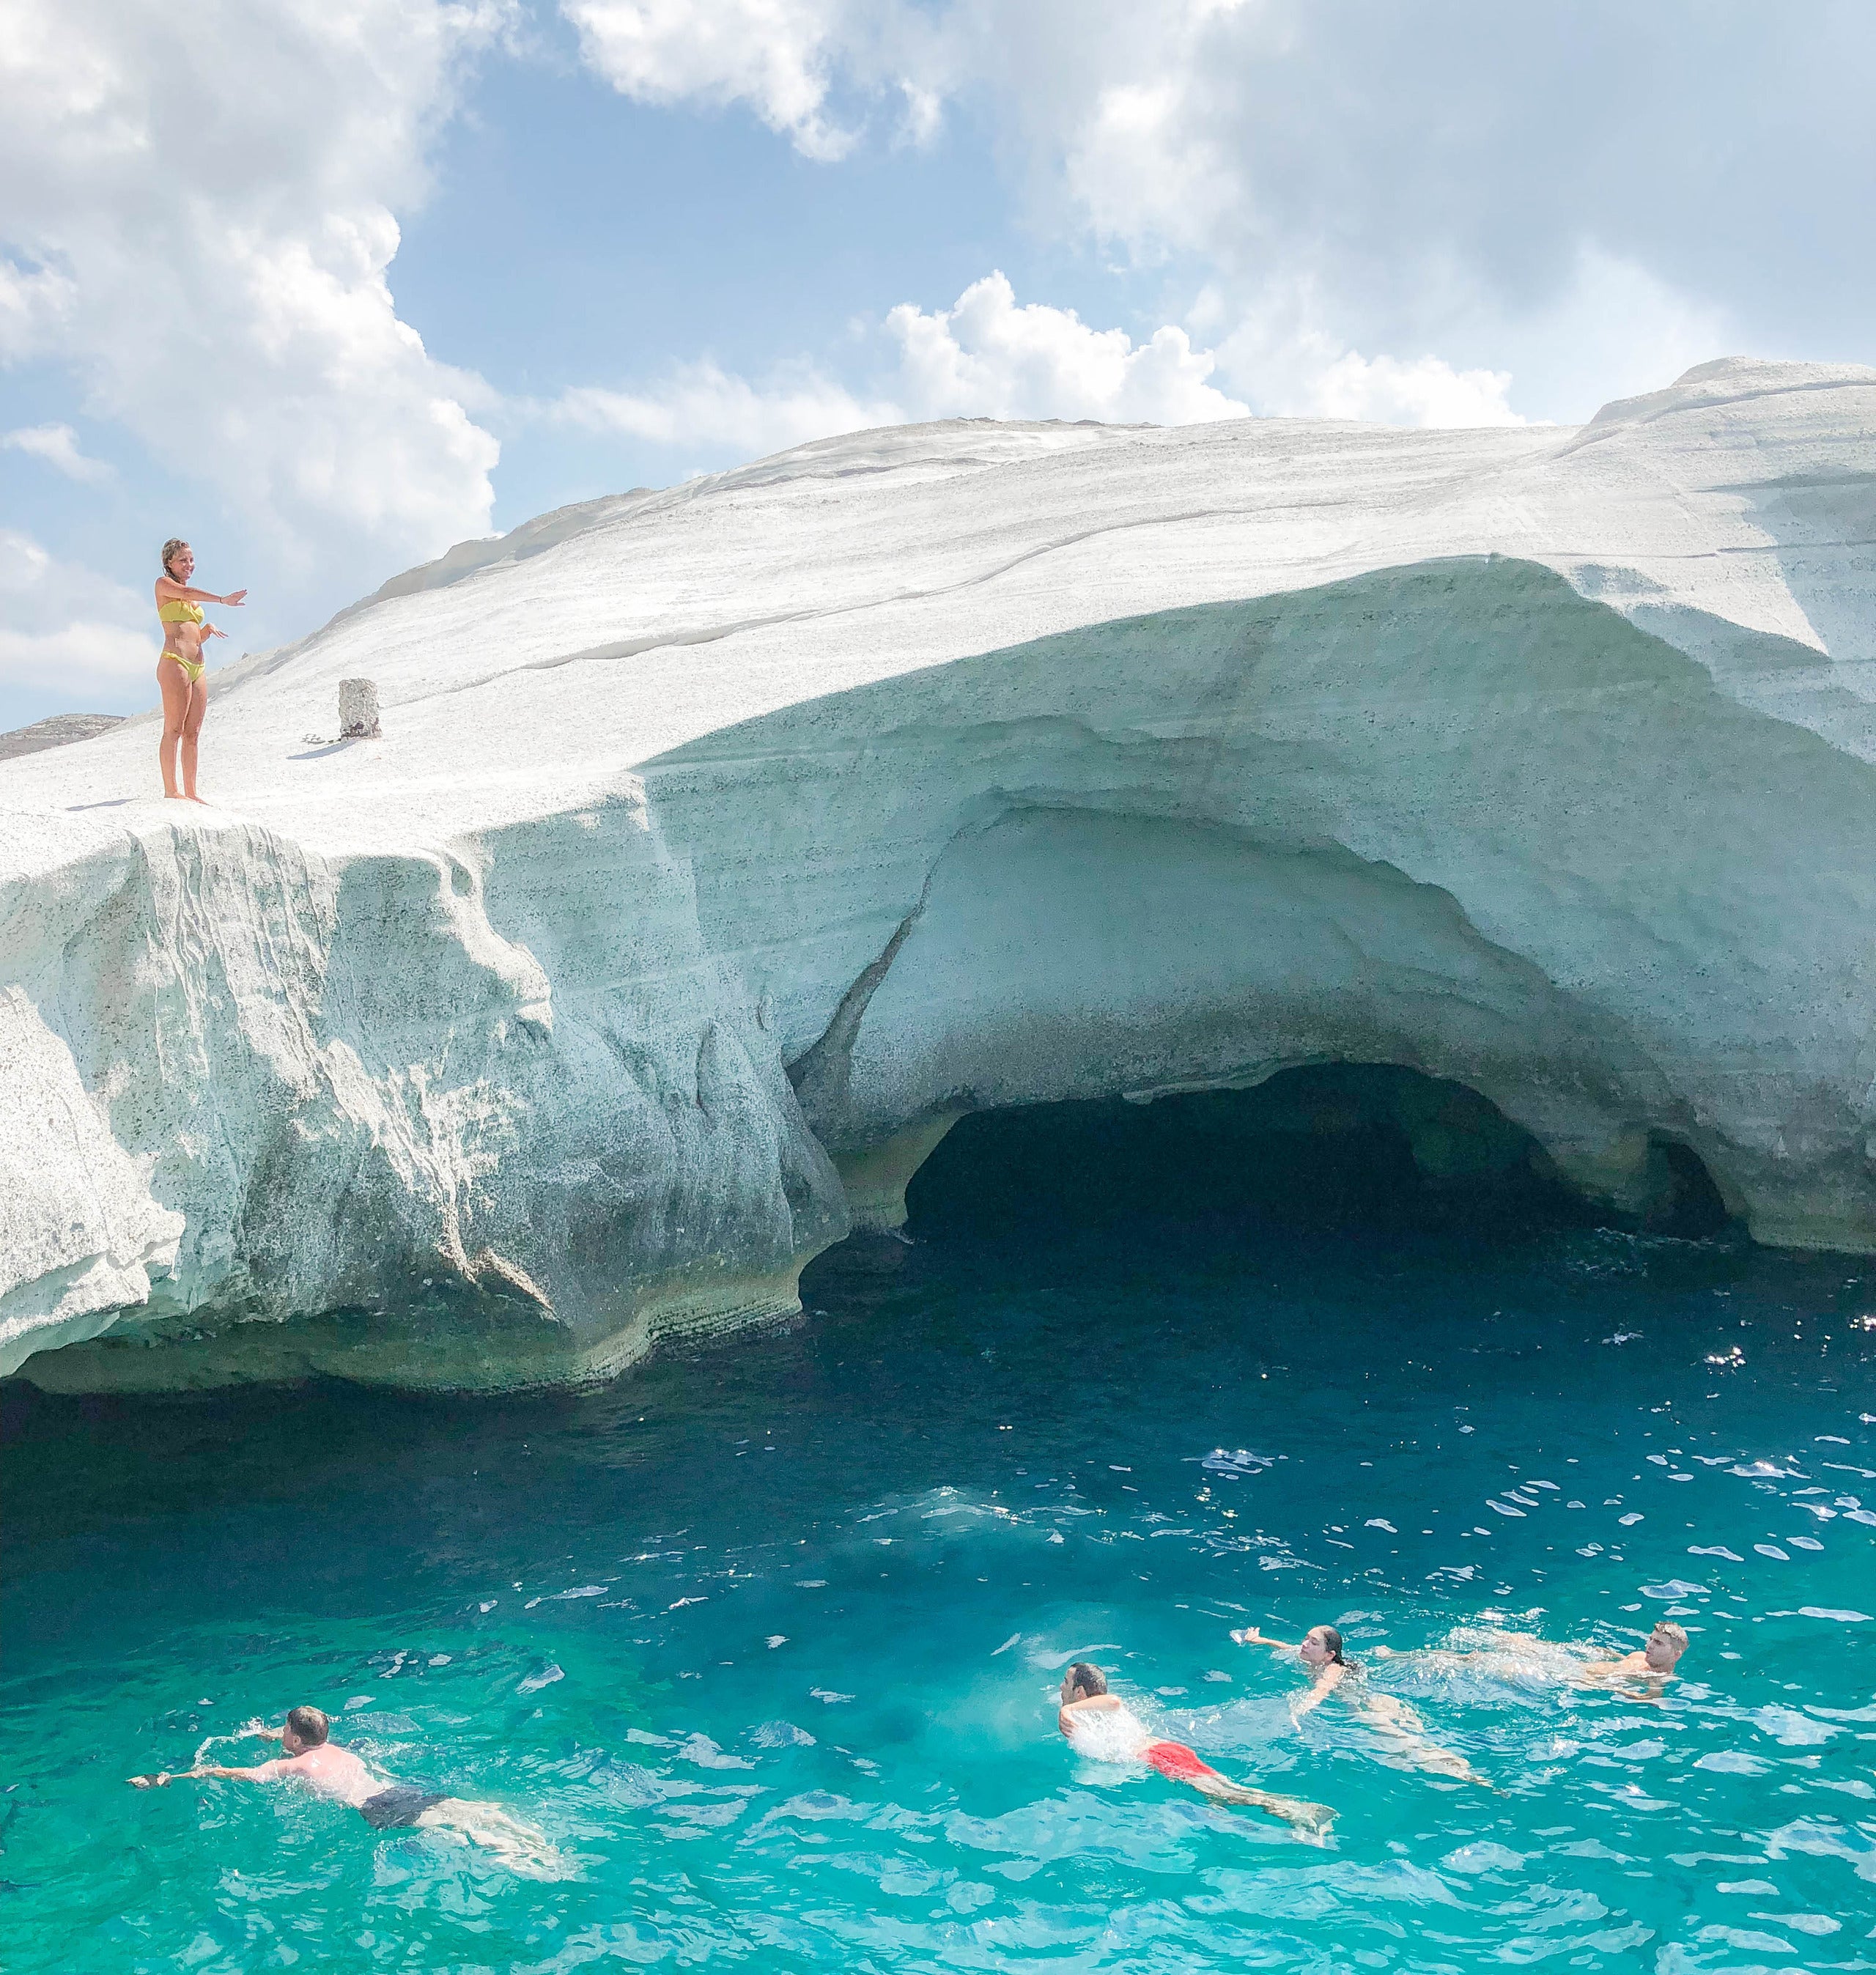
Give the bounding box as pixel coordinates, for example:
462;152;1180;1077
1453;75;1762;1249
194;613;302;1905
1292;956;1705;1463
6;359;1876;1390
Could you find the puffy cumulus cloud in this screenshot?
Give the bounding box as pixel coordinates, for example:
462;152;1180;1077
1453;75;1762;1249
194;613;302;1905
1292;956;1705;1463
566;1;1876;419
553;273;1247;462
1301;353;1521;429
563;0;856;158
0;529;152;697
2;423;112;482
0;0;503;591
886;273;1247;424
562;0;947;158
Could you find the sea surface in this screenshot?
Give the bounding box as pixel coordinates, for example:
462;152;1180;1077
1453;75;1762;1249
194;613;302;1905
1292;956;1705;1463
4;1217;1875;1972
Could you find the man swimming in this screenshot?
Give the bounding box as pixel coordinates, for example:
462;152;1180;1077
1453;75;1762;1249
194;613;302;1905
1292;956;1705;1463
128;1705;567;1878
1578;1621;1689;1699
1232;1623;1491;1786
1057;1662;1335;1835
1384;1619;1690;1703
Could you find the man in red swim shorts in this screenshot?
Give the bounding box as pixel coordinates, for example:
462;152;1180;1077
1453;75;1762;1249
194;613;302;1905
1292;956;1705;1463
1057;1662;1334;1835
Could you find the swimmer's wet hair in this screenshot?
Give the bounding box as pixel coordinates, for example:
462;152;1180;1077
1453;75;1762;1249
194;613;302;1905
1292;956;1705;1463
1651;1622;1689;1649
1066;1663;1107;1699
1310;1625;1348;1665
160;537;190;575
287;1705;330;1746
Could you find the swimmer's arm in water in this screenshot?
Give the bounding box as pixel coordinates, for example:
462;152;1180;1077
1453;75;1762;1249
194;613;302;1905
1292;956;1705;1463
1229;1625;1296;1650
1577;1651;1652;1685
128;1759;288;1787
1288;1664;1347;1721
1057;1694;1125;1736
1581;1662;1672;1704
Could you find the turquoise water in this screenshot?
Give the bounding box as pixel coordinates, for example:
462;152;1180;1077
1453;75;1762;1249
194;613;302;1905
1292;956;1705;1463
4;1219;1875;1971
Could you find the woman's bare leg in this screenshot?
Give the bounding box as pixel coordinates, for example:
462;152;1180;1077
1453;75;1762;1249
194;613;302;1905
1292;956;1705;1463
180;669;208;801
156;657;191;797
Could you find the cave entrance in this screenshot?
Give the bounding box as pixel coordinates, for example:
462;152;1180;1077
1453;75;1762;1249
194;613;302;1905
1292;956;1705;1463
903;1063;1592;1244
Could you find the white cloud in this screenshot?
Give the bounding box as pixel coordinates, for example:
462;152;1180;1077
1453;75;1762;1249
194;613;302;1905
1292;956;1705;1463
885;273;1247;424
1299;352;1522;428
0;257;76;361
561;1;1876;422
0;0;505;591
553;272;1249;461
563;0;859;160
559;359;893;457
561;0;950;158
0;528;152;696
2;422;113;481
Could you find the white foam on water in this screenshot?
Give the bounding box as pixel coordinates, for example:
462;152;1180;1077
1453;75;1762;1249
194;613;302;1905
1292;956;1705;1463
1750;1707;1839;1746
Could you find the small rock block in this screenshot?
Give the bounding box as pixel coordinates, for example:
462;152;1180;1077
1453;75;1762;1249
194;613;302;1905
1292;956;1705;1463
339;678;381;739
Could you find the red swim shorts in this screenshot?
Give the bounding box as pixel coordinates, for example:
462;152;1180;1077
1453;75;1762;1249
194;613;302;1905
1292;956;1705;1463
1142;1740;1223;1784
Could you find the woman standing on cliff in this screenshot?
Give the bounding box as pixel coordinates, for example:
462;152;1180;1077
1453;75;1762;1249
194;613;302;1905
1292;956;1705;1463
155;538;244;802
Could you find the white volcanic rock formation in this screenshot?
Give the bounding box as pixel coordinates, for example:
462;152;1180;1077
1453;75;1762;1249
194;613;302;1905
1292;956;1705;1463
5;358;1876;1390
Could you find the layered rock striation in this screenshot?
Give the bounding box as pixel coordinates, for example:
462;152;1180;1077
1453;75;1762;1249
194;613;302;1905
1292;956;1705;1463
5;358;1876;1390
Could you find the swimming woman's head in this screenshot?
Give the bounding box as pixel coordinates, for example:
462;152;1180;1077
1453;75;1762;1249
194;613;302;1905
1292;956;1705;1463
1301;1625;1347;1668
1061;1663;1108;1703
160;538;192;580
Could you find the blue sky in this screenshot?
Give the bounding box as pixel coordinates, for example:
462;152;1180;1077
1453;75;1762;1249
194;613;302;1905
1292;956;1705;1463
4;0;1875;731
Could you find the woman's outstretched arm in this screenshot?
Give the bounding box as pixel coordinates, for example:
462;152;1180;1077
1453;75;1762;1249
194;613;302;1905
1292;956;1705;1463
157;577;246;605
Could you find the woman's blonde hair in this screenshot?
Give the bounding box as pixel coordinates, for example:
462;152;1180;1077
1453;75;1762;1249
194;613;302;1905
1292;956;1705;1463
160;537;190;575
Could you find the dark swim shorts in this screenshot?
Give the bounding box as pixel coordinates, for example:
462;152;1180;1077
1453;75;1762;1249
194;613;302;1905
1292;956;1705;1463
358;1786;447;1830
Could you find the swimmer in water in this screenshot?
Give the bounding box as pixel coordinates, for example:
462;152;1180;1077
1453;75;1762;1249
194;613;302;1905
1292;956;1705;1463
1231;1623;1491;1786
1057;1662;1335;1836
1578;1621;1689;1700
128;1705;567;1878
1396;1620;1689;1704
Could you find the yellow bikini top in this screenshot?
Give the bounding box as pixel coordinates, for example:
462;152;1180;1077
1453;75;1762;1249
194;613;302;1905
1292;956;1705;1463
158;599;205;625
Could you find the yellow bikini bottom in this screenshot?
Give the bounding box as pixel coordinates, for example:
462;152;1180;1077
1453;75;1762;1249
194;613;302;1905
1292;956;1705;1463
161;649;204;686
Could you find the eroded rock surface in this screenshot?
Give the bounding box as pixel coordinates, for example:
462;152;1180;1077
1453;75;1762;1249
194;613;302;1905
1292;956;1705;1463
5;358;1876;1389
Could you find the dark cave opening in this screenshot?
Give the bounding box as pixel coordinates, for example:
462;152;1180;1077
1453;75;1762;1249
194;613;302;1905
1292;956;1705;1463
901;1064;1729;1245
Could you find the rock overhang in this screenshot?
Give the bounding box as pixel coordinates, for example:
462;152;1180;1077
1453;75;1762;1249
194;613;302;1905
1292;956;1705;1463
5;360;1876;1389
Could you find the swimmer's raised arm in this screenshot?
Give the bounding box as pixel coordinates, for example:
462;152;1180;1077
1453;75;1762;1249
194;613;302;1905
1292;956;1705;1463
1230;1625;1295;1648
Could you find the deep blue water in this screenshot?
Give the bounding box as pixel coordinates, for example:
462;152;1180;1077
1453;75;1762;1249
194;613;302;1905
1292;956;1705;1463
4;1218;1875;1971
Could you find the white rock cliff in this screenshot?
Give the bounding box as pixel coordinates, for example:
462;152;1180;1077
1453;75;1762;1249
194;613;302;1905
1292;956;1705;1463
5;358;1876;1390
